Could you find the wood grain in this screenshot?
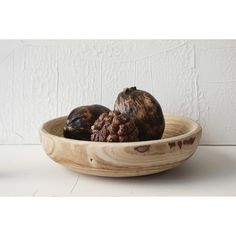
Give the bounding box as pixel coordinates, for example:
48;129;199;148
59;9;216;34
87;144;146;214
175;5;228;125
40;114;202;177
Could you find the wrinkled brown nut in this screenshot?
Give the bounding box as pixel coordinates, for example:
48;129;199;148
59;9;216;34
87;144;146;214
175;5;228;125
91;111;139;142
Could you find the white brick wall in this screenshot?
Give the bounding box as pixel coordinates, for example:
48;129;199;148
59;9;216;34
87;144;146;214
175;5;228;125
0;40;235;144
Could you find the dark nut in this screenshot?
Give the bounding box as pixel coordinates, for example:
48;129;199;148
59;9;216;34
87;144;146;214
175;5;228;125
114;87;165;141
64;104;110;140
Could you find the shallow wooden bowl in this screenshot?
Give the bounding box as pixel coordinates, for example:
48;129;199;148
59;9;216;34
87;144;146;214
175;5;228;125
40;114;202;177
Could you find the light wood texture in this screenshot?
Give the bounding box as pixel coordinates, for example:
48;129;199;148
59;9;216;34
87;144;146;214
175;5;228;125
1;145;236;196
40;114;202;177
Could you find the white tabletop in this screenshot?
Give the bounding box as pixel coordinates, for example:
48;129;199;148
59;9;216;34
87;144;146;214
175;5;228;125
0;145;235;196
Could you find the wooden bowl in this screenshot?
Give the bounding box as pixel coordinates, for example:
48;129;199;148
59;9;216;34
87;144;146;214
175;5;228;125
40;114;202;177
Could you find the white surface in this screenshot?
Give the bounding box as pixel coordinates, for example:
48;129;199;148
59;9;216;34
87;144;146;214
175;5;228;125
0;40;236;145
0;145;236;196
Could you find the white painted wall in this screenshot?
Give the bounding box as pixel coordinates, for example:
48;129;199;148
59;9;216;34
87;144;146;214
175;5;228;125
0;40;235;145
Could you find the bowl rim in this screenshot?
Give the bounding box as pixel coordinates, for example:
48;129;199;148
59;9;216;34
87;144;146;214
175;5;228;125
40;113;202;146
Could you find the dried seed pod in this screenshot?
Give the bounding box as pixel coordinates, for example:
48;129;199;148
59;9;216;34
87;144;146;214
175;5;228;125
91;111;139;142
114;87;165;141
64;105;110;140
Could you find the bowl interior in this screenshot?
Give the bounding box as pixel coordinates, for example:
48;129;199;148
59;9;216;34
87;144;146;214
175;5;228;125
42;114;199;141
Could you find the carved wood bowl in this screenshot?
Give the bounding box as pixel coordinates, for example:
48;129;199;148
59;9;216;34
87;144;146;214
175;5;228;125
40;114;202;177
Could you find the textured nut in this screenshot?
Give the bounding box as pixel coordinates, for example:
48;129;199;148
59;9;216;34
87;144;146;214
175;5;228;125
114;87;165;141
64;104;110;140
91;111;139;142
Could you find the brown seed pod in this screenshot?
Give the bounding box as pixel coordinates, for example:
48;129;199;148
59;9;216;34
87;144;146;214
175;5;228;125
91;111;139;142
114;87;165;141
64;105;110;141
